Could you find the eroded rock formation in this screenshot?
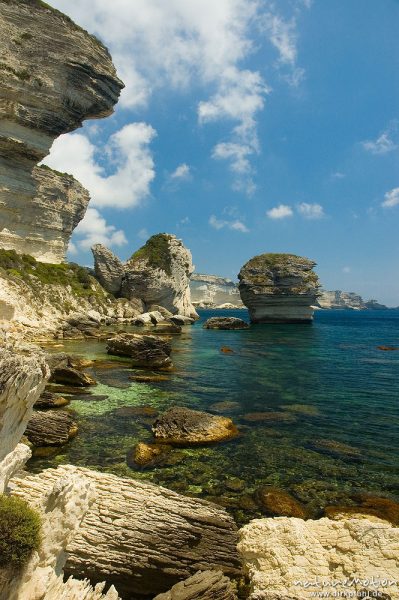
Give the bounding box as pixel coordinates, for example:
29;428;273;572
203;317;249;330
153;570;238;600
152;407;239;445
238;516;399;599
106;333;173;369
238;253;320;323
92;234;198;318
0;0;123;262
190;274;243;308
11;465;241;598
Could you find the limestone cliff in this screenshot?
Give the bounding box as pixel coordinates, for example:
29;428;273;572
238;253;320;323
318;290;388;310
0;0;123;262
190;274;243;308
92;234;198;318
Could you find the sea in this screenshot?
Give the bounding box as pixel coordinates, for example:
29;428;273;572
29;308;399;523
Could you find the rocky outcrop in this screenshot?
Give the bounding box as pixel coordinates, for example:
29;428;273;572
152;407;239;445
0;0;123;263
318;290;388;310
24;409;78;446
122;234;198;318
238;253;320;323
238;516;399;599
92;244;125;295
106;333;172;369
11;465;241;598
203;317;249;330
153;570;238;600
190;274;243;308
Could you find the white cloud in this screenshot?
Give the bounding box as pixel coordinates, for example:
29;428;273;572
74;208;128;249
266;204;293;219
382;187;399;208
297;202;325;219
137;228;149;241
342;266;351;274
170;163;191;180
67;241;78;256
362;121;398;155
43;123;156;209
209;214;249;232
331;171;346;179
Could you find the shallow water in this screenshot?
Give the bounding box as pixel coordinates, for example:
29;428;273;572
29;309;399;524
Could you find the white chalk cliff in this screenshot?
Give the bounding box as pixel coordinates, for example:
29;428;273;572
0;0;123;263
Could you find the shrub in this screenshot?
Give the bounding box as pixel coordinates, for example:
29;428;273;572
0;495;41;568
130;233;173;275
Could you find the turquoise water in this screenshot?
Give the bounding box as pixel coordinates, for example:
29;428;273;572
29;309;399;523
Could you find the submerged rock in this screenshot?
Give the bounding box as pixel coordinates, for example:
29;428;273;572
11;465;241;598
0;0;123;263
170;315;195;325
106;333;172;369
238;516;399;599
238;253;320;323
122;234;198;318
153;570;238;600
255;486;307;518
310;438;362;460
24;409;78;446
203;317;249;330
127;442;173;468
325;495;399;526
152;407;239;445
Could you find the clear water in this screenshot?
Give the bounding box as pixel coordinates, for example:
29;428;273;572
28;309;399;524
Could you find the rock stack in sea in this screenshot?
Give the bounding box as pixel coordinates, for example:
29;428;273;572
0;0;123;263
92;233;198;318
238;253;320;323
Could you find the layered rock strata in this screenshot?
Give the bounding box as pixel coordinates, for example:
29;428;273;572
318;290;388;310
238;516;399;599
11;465;241;598
238;253;320;323
190;274;243;308
152;407;239;445
153;570;238;600
203;317;249;330
106;333;173;369
92;234;198;318
0;0;123;262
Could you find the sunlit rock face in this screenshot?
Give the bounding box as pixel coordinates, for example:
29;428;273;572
92;243;125;295
0;0;123;262
121;234;199;318
238;253;320;323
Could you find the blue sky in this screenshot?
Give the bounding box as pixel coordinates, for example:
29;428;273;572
45;0;399;305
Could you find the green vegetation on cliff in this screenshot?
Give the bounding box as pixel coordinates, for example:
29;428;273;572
0;249;97;298
129;233;173;276
0;494;41;568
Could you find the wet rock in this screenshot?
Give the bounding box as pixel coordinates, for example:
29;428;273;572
50;366;96;387
24;410;78;446
238;253;320;323
220;346;235;354
34;391;70;409
209;401;241;414
106;333;172;369
170;315;195;325
114;406;159;418
153;570;238;600
45;384;91;395
255;486;307;518
156;322;183;334
152;407;239;445
126;442;173;468
203;317;249;330
129;374;170;382
326;494;399;526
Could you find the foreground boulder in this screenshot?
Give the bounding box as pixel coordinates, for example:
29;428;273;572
153;407;239;445
153;570;237;600
11;465;241;598
107;333;172;369
122;234;198;318
34;391;70;409
50;366;96;387
203;317;249;330
238;516;399;599
24;410;78;446
238;253;320;323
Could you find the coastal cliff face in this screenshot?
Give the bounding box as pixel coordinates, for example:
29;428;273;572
318;290;388;310
92;234;198;318
238;253;320;323
190;274;243;308
0;0;123;262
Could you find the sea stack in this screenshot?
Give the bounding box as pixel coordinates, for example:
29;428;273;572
238;253;320;323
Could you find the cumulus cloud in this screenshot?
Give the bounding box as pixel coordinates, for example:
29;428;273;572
43;123;156;209
382;187;399;208
209;215;249;232
297;202;325;219
266;204;294;219
170;164;191;180
74;208;128;249
362;121;399;155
